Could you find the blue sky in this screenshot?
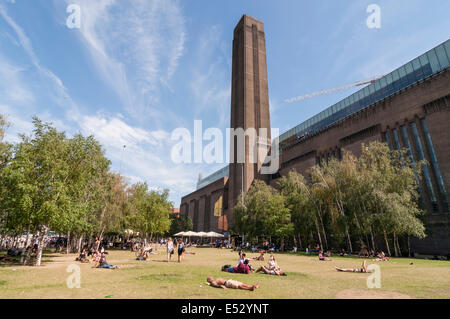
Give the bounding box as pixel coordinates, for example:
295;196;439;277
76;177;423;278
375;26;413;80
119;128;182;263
0;0;449;206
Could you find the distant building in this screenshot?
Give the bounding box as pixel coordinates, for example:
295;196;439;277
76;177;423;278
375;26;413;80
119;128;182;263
180;14;450;255
171;208;180;218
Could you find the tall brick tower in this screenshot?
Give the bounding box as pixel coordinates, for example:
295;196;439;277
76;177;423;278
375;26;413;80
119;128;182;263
228;15;271;217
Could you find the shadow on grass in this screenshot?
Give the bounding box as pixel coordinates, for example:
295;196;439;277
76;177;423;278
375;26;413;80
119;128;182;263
0;255;23;268
0;251;54;267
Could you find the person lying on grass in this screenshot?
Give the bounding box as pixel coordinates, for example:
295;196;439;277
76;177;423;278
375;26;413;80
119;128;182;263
93;252;119;269
222;259;252;274
318;250;332;261
206;276;259;291
335;260;372;273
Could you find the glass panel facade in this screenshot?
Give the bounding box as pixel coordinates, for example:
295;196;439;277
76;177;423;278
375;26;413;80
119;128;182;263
421;119;449;211
401;126;415;164
411;122;437;207
392;129;401;150
435;45;450;68
401;125;422;198
392;129;404;164
197;166;229;190
427;49;441;72
384;132;392;150
279;39;450;144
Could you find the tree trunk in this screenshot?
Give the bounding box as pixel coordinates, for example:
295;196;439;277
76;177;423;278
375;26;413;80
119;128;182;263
318;213;328;250
407;236;411;257
395;234;402;257
393;233;398;257
20;223;32;264
88;232;93;248
345;224;352;253
313;217;323;251
297;235;303;250
66;231;71;254
383;230;391;256
36;226;49;266
365;234;371;251
370;228;376;252
77;236;83;253
25;228;38;265
280;237;285;252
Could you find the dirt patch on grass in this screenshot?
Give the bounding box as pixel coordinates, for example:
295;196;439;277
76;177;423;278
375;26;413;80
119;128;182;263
335;288;412;299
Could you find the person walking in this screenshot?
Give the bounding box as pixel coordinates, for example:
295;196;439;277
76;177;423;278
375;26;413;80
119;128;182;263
166;237;174;262
177;238;185;263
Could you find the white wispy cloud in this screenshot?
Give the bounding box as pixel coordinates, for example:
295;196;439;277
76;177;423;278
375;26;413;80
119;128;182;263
0;3;79;114
76;113;197;199
0;54;34;104
64;0;187;123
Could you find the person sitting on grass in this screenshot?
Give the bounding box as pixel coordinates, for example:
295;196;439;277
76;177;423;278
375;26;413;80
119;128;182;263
136;244;153;260
93;252;119;269
374;251;389;261
76;248;89;263
235;259;252;274
255;255;286;276
339;248;347;257
255;265;286;276
206;276;259;291
252;251;265;261
237;251;246;266
335;260;372;273
318;250;332;261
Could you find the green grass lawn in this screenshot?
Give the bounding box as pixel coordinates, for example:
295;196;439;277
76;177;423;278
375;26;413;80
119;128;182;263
0;247;449;299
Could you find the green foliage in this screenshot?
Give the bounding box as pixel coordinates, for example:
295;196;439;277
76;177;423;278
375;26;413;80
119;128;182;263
169;215;193;235
127;182;173;238
233;141;426;254
233;180;293;242
0;116;174;263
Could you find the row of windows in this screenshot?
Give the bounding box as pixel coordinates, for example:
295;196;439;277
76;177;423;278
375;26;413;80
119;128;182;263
385;119;449;213
280;39;450;144
316;149;342;166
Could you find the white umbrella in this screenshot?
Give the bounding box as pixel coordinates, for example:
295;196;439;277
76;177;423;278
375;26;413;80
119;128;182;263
184;231;198;237
174;231;186;236
196;232;208;237
206;231;224;238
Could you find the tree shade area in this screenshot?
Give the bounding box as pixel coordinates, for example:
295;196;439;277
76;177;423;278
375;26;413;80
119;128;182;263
233;142;426;256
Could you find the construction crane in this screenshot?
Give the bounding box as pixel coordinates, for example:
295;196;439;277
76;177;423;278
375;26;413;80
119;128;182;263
284;75;384;104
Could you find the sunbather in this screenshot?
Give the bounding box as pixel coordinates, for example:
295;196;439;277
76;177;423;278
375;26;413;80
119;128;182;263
206;276;259;291
335;260;372;273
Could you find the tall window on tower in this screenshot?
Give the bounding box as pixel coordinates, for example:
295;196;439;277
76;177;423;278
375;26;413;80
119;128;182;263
411;122;438;212
421;119;449;212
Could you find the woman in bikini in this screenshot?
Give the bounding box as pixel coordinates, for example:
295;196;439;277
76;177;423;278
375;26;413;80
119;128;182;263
335;260;372;273
318;250;332;261
255;255;287;276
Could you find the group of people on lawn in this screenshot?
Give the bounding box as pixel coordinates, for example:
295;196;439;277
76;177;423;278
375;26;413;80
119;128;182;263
75;237;119;269
74;236;382;292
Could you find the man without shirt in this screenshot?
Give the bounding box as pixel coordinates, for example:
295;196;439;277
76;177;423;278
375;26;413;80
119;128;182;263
206;276;259;291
